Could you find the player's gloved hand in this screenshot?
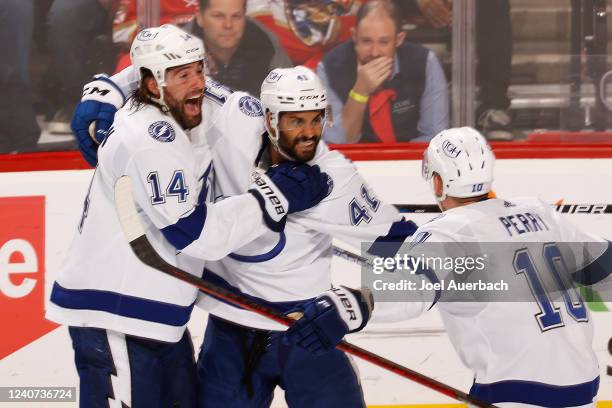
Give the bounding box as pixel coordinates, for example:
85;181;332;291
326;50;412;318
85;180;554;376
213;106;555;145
71;75;125;166
249;161;333;232
284;286;373;356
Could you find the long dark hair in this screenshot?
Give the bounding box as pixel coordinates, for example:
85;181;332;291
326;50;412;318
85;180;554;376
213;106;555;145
129;68;165;112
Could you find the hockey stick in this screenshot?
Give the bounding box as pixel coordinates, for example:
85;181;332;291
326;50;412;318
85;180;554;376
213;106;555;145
394;204;441;213
332;245;373;267
113;176;497;408
394;203;612;214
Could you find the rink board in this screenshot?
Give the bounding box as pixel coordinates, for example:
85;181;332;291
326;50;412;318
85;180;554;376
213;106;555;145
1;157;611;407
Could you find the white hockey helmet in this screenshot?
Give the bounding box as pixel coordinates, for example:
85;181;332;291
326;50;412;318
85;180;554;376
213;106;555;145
260;66;328;151
130;24;205;107
422;127;495;201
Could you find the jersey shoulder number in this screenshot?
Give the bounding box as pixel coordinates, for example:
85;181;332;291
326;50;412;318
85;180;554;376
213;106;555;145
204;79;234;106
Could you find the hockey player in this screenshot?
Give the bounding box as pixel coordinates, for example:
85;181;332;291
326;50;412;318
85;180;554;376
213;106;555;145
69;61;417;405
287;127;611;407
191;66;420;408
46;25;332;408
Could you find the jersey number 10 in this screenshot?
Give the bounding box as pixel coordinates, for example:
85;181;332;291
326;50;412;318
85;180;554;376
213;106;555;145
513;243;588;331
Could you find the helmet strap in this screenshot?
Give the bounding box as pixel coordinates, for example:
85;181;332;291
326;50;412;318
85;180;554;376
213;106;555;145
264;111;299;163
430;175;447;205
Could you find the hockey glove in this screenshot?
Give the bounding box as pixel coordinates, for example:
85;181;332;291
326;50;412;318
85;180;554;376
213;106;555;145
249;162;333;232
284;286;373;356
71;75;125;166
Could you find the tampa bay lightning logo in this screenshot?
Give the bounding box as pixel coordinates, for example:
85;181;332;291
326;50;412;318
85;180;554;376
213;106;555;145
136;29;159;41
265;71;283;83
238;96;263;117
148;121;175;142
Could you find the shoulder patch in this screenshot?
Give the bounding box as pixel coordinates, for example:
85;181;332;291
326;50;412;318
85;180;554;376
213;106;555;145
238;95;263;117
148;121;175;142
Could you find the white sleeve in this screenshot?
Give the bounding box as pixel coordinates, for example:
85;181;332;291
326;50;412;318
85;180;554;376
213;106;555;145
370;226;481;322
370;301;430;323
124;145;268;261
110;66;139;99
291;154;416;251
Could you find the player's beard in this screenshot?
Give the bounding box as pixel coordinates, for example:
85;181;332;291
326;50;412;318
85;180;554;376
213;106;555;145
277;130;320;163
165;90;203;130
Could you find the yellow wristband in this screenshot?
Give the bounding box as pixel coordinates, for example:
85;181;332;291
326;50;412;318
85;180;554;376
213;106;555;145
349;89;369;103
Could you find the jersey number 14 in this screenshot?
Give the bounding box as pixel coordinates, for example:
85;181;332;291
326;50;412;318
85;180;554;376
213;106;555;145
147;171;189;204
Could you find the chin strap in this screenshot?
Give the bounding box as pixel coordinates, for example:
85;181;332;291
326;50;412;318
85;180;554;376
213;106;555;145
263;124;299;163
150;87;170;113
430;177;447;205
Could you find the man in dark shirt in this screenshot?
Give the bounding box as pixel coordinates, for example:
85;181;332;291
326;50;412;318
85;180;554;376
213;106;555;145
185;0;292;96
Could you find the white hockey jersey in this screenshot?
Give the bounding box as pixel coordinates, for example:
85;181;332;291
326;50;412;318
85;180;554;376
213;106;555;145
373;198;611;407
197;103;413;330
46;86;270;342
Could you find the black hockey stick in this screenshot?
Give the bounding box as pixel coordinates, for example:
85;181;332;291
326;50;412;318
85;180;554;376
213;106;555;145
113;175;497;408
332;245;373;267
394;203;612;214
332;245;374;267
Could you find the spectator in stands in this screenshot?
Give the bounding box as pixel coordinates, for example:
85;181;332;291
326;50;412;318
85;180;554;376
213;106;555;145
46;0;119;134
318;0;448;144
0;0;40;152
398;0;514;140
183;0;291;96
247;0;366;69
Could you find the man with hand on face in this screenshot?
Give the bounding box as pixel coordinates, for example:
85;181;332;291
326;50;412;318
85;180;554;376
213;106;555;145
46;25;332;407
317;0;449;144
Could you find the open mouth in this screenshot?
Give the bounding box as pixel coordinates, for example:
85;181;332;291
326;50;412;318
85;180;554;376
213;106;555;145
184;95;202;116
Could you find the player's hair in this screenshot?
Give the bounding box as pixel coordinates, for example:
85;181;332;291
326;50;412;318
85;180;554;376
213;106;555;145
198;0;246;13
355;0;402;33
129;68;164;112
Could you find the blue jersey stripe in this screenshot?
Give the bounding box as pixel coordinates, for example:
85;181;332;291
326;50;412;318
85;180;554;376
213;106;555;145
203;270;313;314
160;204;207;250
228;232;286;263
572;240;612;286
412;264;441;309
50;282;195;327
160;164;213;250
470;376;599;407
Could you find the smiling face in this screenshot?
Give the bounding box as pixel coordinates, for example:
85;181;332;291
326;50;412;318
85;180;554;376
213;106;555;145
161;61;206;129
275;110;325;162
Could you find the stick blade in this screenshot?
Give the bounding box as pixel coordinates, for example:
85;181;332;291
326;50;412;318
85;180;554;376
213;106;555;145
114;175;145;242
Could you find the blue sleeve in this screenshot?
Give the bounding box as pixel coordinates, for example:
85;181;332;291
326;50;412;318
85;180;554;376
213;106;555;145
317;62;354;144
416;51;449;140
